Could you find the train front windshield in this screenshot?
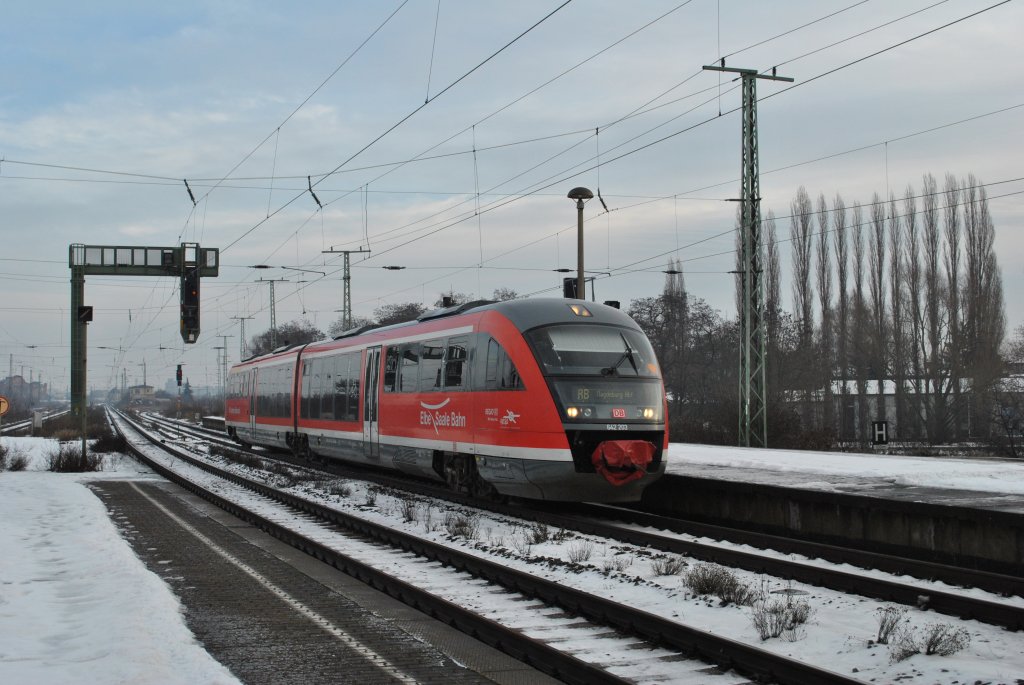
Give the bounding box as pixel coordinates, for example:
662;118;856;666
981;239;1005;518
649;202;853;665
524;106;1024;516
526;324;663;422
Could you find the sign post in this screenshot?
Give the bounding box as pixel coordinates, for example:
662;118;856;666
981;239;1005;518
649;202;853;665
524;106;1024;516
871;421;889;446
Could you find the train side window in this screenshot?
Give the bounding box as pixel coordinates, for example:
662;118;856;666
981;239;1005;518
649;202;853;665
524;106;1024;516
320;358;334;420
309;359;321;419
332;354;349;422
399;343;420;393
419;340;444;392
349;352;362;420
445;337;468;389
300;360;312;418
279;365;290;418
383;347;399;392
485;338;523;391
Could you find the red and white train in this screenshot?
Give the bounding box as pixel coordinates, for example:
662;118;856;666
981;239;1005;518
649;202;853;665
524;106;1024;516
224;298;667;502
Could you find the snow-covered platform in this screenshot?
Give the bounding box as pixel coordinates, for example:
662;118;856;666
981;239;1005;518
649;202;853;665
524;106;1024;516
91;479;528;685
641;443;1024;575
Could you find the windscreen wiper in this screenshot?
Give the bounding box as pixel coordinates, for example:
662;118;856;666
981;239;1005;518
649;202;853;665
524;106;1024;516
601;333;639;376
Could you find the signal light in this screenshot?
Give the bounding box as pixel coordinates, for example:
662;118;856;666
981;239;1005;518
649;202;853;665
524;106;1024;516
176;364;183;386
180;268;200;343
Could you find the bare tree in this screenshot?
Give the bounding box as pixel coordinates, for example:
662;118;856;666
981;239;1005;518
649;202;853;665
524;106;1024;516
888;193;906;437
790;187;815;424
765;212;783;402
851;202;869;443
374;302;427;326
869;193;887;420
962;176;1006;437
903;185;924;438
944;174;963;438
922;173;950;442
248;319;324;356
832;195;850;439
816;193;833;435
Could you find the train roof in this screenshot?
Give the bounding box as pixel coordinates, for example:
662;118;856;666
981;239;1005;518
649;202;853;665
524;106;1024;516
233;298;641;367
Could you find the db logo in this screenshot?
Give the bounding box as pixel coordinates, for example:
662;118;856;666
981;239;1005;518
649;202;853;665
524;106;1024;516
611;408;626;418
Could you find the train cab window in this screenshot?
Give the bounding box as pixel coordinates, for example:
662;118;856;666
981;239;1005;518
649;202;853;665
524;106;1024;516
526;325;659;378
419;340;444;392
484;338;523;391
398;343;420;393
444;337;468;389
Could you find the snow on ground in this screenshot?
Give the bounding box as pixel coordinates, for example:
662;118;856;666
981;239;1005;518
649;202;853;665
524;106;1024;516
126;423;1024;685
0;437;239;685
667;442;1024;495
5;428;1024;684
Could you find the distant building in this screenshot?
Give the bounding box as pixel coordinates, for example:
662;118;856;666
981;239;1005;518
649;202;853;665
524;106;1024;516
129;384;156;404
1;375;49;408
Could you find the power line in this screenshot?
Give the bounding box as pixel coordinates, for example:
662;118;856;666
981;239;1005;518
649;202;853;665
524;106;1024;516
220;1;573;254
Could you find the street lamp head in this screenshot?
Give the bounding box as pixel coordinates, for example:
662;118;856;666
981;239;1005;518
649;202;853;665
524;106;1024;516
567;186;594;201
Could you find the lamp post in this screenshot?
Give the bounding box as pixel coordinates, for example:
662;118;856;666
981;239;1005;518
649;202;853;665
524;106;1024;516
567;187;594;300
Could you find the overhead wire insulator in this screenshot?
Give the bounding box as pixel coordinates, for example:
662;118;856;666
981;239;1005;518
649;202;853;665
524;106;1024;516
308;175;322;209
183;179;196;205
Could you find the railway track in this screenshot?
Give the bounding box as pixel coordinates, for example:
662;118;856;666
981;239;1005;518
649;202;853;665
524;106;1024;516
119;409;862;684
0;408;69;435
142;411;1024;632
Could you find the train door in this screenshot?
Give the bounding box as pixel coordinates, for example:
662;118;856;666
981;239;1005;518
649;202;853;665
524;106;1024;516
362;346;381;459
248;367;257;440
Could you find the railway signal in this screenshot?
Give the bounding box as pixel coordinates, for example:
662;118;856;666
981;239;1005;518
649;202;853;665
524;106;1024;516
180;267;201;343
68;242;219;417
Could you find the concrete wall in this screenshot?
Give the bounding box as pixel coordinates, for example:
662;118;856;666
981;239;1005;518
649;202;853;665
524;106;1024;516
641;474;1024;576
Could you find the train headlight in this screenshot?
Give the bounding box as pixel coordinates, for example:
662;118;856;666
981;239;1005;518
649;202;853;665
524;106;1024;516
566;406;579;418
642;407;655;419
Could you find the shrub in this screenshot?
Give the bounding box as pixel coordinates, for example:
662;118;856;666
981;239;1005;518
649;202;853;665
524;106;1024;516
651;554;687;577
684;563;759;605
750;596;813;641
329;482;352;498
511;534;532;557
922;623;970;656
528;523;550;544
567;540;594;563
400;497;419;523
602;554;633;573
7;449;31;471
889;628;921;663
1;443;31;471
364;486;380;507
91;427;127;453
46;443;103;472
443;512;479;539
875;606;907;645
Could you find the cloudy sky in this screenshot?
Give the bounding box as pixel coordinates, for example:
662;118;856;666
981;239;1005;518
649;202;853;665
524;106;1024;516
1;0;1022;395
